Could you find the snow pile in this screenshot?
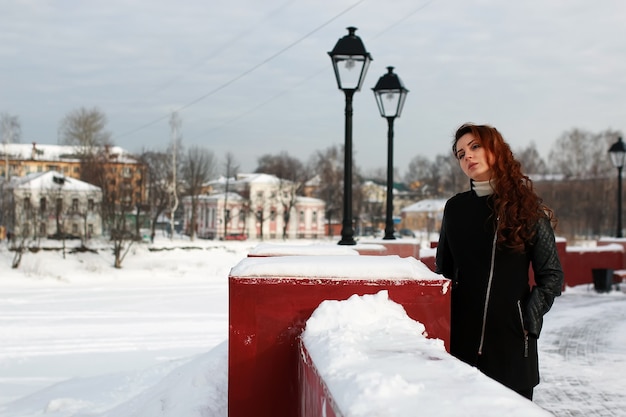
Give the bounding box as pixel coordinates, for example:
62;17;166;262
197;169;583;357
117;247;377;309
301;291;552;417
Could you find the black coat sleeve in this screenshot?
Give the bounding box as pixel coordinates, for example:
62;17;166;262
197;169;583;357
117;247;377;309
524;216;564;338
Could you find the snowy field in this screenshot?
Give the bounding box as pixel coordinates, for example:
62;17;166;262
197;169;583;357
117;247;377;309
0;237;625;417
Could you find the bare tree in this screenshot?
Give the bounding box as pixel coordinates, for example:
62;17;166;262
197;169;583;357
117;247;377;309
404;155;436;195
360;181;384;236
110;200;135;268
57;107;114;231
73;190;101;247
222;152;239;238
46;182;69;256
107;166;142;268
1;112;21;181
543;127;623;240
38;184;61;238
2;180;50;267
58;107;111;150
309;146;344;236
515;142;548;176
549;128;613;179
255;152;308;239
251;192;265;241
141;150;172;240
181;146;216;241
364;167;387;183
8;194;36;268
435;154;467;196
168;112;183;239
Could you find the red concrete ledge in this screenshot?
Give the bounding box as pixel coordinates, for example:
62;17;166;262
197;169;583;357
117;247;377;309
299;341;342;417
356;238;420;258
228;255;450;417
564;243;623;287
597;238;626;268
420;239;625;292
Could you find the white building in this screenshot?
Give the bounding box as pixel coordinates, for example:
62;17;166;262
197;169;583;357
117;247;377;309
400;198;447;237
189;192;247;240
2;171;103;239
182;173;326;240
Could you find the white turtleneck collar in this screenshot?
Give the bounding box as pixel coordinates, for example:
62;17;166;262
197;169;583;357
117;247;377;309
472;179;495;197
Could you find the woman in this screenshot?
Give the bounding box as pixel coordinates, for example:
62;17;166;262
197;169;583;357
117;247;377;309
435;123;563;400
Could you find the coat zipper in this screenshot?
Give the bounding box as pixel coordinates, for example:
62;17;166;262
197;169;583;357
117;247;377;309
517;300;529;358
478;217;498;356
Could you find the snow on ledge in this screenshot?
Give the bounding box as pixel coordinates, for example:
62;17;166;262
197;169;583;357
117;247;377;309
248;242;360;257
566;243;624;253
230;255;441;281
301;291;552;417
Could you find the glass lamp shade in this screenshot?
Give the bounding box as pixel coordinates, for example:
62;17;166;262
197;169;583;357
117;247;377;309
609;137;626;169
372;67;408;118
328;27;372;91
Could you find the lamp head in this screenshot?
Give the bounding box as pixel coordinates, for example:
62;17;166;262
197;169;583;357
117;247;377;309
328;27;372;91
609;136;626;169
372;66;409;118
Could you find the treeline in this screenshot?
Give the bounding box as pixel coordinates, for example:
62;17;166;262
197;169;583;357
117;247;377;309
2;109;623;242
401;128;623;240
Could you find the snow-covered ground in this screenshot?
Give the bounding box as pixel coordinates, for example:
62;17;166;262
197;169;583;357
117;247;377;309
0;237;625;417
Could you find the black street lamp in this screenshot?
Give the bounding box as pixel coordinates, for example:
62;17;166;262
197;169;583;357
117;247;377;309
608;136;626;238
372;66;408;240
328;27;372;245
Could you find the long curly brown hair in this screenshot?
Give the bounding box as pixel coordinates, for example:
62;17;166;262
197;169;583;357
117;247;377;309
453;123;556;252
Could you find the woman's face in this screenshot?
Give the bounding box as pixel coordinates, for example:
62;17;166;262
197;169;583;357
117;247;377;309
455;133;494;181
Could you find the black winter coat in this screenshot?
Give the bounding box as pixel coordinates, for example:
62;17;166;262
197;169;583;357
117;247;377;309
435;190;563;391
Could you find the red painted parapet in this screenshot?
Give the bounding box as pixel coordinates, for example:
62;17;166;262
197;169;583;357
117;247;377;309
597;238;626;268
354;243;387;256
563;243;624;287
421;240;569;290
299;341;342;417
376;241;419;258
355;239;420;258
418;247;437;272
228;255;450;417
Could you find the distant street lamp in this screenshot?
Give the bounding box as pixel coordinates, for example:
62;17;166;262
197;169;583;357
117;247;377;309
608;136;626;238
328;27;372;245
372;66;408;240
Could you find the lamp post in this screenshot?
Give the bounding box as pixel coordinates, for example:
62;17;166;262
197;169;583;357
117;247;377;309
328;27;372;245
372;66;408;240
608;136;626;238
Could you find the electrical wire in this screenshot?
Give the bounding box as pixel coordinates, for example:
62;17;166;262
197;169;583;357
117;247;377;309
114;0;367;140
188;0;439;140
148;0;298;96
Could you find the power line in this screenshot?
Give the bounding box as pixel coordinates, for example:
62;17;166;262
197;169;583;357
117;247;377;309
114;0;367;141
371;0;438;40
148;0;298;96
190;0;439;140
192;67;328;138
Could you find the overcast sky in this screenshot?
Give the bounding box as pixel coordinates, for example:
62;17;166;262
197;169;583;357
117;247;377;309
1;0;625;176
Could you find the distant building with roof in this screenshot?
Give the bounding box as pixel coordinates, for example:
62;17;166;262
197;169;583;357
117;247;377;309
400;198;447;237
0;142;147;211
182;173;326;240
2;170;103;239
